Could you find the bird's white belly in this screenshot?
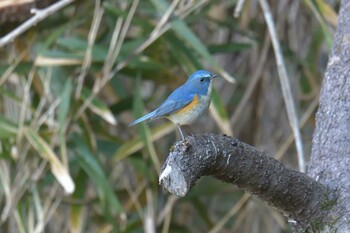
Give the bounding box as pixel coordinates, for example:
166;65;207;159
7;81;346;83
167;95;211;125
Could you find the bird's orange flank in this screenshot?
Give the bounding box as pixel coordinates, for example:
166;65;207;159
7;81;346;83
177;95;199;114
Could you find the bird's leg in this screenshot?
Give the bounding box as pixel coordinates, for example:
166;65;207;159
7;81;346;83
184;125;194;136
177;124;185;140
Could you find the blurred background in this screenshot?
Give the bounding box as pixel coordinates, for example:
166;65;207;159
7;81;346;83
0;0;339;232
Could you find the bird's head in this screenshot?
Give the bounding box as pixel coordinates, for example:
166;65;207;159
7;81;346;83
186;70;217;95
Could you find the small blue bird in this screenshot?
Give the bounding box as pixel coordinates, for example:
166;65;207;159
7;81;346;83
129;70;217;140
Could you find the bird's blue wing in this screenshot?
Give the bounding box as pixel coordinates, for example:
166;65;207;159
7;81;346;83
129;86;194;126
153;89;194;118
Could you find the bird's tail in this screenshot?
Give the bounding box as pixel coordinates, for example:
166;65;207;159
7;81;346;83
129;110;157;126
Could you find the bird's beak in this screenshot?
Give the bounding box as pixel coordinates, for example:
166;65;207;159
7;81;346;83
210;74;218;80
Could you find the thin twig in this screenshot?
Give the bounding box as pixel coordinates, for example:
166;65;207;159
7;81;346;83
75;0;104;99
0;51;27;86
259;0;305;172
145;189;156;233
102;16;123;78
102;0;139;81
209;194;250;233
174;0;209;18
0;160;31;223
40;184;62;232
275;96;319;160
150;0;180;38
16;68;35;146
234;0;246;18
0;0;75;47
123;179;146;230
159;195;178;233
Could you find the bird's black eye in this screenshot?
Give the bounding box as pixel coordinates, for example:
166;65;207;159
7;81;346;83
200;78;205;82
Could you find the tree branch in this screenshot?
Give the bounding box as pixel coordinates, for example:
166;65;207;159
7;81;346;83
159;134;336;231
0;0;74;48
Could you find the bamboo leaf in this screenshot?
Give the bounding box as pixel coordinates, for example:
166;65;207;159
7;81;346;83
0;117;18;139
114;123;175;161
58;79;72;126
208;43;252;54
316;0;338;26
24;127;75;194
133;76;160;170
58;79;72;170
303;0;333;48
70;169;87;233
73;138;122;215
81;88;117;125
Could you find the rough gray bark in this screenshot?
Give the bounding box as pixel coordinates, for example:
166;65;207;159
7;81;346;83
308;0;350;232
159;135;336;232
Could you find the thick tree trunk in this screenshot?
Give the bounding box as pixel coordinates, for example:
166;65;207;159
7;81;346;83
308;0;350;232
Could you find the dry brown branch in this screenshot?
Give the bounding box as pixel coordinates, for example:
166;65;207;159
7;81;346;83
258;0;305;172
0;0;74;47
